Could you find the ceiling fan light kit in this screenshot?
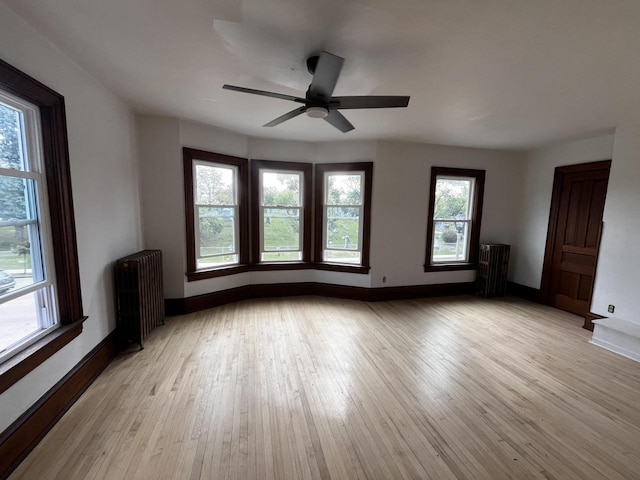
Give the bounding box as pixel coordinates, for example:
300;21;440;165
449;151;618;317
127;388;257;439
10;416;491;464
223;51;410;133
306;106;329;118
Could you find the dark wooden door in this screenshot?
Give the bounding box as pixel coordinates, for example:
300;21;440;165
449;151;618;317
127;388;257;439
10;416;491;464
542;161;611;317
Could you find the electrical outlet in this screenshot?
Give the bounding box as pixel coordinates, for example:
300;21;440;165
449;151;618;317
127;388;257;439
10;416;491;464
382;276;387;283
608;304;615;314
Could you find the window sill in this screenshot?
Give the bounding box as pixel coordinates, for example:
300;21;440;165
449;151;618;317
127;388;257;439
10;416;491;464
423;262;477;272
0;316;87;395
187;264;252;281
187;261;371;280
313;262;371;274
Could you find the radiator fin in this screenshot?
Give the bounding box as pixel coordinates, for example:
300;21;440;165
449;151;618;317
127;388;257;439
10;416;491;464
477;244;510;297
115;249;164;349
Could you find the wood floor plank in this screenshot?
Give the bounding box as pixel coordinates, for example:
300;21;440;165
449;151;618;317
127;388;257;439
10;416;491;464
8;295;640;480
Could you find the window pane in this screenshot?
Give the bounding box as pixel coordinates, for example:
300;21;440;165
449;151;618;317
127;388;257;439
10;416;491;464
261;251;302;261
327;173;362;205
326;207;360;250
262;172;301;207
0;176;43;290
0;290;43;355
325;250;361;264
434;178;472;220
198;207;236;258
195;164;234;205
433;221;470;262
197;254;238;269
0;103;26;171
263;208;300;253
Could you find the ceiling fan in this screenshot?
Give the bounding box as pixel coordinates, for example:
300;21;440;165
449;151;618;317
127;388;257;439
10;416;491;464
223;51;410;133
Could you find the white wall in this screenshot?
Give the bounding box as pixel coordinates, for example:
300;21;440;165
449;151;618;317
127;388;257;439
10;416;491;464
0;5;143;432
138;117;524;297
591;124;640;323
511;134;614;288
511;127;640;327
372;141;525;287
137;116;184;298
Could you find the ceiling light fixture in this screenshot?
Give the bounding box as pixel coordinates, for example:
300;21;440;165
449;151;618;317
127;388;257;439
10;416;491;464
306;106;329;119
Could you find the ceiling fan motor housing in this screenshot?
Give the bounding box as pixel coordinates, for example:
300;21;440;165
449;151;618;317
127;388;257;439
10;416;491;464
306;55;319;75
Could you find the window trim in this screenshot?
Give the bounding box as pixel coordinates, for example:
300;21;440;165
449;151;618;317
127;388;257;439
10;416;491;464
424;167;485;272
258;168;304;260
0;91;60;365
251;159;312;265
183;152;372;278
183;148;249;280
0;58;85;391
314;162;373;274
194;161;239;265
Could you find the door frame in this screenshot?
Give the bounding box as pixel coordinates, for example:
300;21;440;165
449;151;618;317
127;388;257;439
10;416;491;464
540;159;612;308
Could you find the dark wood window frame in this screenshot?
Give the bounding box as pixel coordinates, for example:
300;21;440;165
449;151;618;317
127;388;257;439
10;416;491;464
183;148;249;281
424;166;485;272
314;162;373;274
250;159;313;266
183;150;373;278
0;58;85;394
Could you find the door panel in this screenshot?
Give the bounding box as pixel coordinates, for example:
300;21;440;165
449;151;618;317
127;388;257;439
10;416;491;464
545;164;610;317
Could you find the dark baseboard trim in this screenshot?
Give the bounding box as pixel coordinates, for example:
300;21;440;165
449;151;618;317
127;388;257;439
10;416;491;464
166;281;476;315
583;312;605;332
0;331;117;480
507;281;541;303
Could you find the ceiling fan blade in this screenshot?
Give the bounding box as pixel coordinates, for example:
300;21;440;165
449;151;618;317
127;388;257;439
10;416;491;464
309;52;344;99
223;84;305;103
264;106;307;127
323;110;354;133
332;96;410;109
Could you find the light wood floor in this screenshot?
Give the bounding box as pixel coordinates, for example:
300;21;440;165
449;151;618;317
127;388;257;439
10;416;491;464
10;295;640;479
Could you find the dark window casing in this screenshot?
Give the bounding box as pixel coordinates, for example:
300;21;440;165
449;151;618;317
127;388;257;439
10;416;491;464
183;148;249;281
424;166;485;272
314;162;373;274
0;58;85;393
250;159;313;266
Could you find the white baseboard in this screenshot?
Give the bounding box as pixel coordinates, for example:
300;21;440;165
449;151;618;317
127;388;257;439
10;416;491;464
590;337;640;363
590;318;640;363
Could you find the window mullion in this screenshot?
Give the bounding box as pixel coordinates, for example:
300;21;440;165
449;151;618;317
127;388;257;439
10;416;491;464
195;204;203;261
297;205;303;256
323;204;329;254
358;205;364;252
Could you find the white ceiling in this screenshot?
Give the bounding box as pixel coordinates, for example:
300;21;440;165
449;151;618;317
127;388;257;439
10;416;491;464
6;0;640;149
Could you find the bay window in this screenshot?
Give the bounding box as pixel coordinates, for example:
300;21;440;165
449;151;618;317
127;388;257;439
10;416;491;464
184;152;374;277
